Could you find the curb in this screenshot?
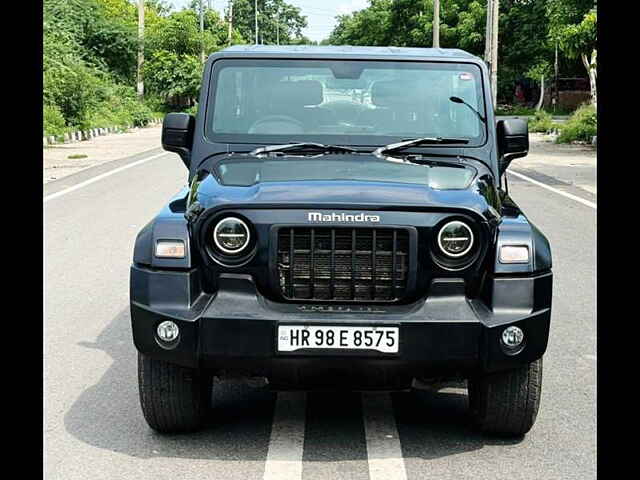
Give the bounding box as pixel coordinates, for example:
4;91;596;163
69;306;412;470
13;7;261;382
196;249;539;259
43;117;163;146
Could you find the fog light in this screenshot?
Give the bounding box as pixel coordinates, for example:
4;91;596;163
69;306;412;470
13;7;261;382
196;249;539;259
157;320;179;343
501;326;524;349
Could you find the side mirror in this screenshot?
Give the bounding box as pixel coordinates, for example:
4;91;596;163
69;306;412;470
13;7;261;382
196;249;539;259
162;113;195;168
496;118;529;175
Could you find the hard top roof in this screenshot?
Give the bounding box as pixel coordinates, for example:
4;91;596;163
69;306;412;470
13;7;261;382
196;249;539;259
211;45;482;62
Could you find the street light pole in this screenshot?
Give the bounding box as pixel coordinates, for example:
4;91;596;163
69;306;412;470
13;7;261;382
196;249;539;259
200;0;205;64
484;0;499;107
255;0;258;44
137;0;144;98
484;0;493;63
433;0;440;48
491;0;499;107
228;0;233;45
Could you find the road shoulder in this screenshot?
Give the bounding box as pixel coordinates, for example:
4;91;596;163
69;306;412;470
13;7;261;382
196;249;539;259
43;125;163;184
44;147;167;199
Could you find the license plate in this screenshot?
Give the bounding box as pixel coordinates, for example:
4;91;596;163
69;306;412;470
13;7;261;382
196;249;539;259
277;325;399;353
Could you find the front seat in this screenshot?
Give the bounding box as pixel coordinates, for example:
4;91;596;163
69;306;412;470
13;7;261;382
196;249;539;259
251;80;334;133
357;80;440;136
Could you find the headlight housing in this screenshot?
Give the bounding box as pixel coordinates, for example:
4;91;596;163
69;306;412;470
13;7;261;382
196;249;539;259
437;220;474;257
201;213;257;267
431;218;480;271
213;217;250;254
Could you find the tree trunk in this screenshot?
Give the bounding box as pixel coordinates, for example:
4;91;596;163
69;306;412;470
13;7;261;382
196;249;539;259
535;75;545;111
581;49;597;110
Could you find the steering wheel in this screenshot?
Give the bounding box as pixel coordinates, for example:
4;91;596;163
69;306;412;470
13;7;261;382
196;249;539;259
248;115;305;134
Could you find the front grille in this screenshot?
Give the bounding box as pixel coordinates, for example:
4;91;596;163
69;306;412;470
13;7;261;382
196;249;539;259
277;227;410;302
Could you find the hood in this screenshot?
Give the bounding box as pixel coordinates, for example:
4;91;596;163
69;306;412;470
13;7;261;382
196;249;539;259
194;178;500;225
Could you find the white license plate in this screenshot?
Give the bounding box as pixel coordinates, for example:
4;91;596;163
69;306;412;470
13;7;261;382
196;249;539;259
277;325;399;353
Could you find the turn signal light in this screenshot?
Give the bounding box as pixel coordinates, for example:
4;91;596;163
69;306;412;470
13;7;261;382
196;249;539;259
499;245;529;264
155;240;185;258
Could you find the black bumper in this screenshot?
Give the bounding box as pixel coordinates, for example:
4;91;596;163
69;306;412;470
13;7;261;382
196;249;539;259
130;266;552;388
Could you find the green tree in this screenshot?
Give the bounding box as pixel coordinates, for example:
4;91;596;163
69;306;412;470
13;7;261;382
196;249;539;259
328;1;485;53
43;0;156;132
143;8;235;105
227;0;307;45
144;51;203;103
548;1;597;108
326;0;595;103
328;0;393;46
497;0;553;103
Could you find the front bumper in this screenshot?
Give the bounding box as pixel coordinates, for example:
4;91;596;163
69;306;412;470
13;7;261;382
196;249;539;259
130;266;552;389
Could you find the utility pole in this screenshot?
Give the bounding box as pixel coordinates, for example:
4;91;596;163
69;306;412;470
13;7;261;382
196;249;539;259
227;0;233;45
484;0;492;62
491;0;499;106
255;0;258;44
200;0;205;63
484;0;499;107
137;0;144;98
553;41;559;112
433;0;440;48
276;11;280;45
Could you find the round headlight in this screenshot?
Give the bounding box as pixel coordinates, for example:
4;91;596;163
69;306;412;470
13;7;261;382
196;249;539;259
437;221;474;257
213;217;250;254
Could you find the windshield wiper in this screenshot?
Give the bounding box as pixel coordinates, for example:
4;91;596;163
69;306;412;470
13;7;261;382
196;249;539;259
374;136;469;156
250;142;358;156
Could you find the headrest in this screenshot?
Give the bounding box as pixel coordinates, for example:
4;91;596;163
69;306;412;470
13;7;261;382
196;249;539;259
270;80;323;107
371;80;422;107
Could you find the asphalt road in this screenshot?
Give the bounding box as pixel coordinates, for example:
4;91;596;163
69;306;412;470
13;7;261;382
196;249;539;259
44;147;596;480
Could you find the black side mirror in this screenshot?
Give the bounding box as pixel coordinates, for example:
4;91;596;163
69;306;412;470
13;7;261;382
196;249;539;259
162;113;195;168
497;118;529;175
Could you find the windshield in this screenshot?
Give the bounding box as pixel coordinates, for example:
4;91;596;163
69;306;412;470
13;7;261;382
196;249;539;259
206;59;487;147
214;157;476;189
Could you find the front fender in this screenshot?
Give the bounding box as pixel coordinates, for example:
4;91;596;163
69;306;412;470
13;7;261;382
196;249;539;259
479;213;553;316
132;187;194;269
494;213;551;274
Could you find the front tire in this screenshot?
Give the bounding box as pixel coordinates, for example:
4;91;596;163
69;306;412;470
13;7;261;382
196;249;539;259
138;352;211;433
468;358;543;436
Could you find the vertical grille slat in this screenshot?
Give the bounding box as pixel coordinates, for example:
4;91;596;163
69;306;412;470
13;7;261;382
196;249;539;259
277;226;410;302
330;229;335;299
351;229;356;299
371;230;377;300
392;230;397;296
310;228;315;299
289;228;295;299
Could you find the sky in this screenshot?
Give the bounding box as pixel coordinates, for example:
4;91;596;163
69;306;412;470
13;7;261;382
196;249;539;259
168;0;370;42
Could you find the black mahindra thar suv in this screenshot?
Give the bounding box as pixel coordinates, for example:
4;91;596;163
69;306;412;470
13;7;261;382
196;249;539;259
131;46;552;436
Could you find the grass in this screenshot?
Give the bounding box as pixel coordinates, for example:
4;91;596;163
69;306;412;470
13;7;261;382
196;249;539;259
67;154;88;159
496;104;576;117
528;110;559;134
524;103;596;144
555;104;596;144
495;105;537;116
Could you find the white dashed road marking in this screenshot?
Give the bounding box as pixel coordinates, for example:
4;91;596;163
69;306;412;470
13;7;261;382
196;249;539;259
508;169;596;209
362;393;408;480
263;392;306;480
